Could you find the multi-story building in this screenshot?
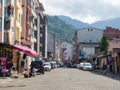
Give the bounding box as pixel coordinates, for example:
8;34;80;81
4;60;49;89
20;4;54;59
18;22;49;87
55;41;61;62
0;0;15;44
39;4;48;58
61;42;73;63
73;27;103;63
0;0;2;42
21;0;29;46
47;32;55;60
21;0;37;49
14;0;22;45
35;2;47;58
103;27;120;40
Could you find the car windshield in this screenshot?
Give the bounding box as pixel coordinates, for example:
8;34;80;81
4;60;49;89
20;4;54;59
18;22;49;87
85;63;91;66
44;64;50;66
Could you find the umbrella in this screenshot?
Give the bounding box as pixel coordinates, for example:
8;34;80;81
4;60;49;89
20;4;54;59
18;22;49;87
13;45;39;57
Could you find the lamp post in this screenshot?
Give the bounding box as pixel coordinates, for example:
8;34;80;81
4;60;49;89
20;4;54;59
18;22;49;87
1;0;4;43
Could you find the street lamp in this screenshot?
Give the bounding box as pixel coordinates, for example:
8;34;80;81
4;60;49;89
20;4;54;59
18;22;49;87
1;0;4;43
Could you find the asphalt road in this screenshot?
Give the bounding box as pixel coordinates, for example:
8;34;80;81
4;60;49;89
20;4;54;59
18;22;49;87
0;68;120;90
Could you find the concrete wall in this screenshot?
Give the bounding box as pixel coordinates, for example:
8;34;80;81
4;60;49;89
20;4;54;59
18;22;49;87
77;27;103;43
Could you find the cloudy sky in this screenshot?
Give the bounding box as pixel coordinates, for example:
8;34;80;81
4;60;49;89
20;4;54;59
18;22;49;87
40;0;120;24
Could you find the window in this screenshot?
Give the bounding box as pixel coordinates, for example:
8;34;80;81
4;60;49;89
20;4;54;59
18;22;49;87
31;0;35;11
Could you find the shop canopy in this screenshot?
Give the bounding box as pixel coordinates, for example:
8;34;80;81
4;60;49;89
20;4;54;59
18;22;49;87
13;45;39;57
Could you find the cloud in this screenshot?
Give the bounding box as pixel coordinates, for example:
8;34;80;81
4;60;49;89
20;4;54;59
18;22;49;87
40;0;120;23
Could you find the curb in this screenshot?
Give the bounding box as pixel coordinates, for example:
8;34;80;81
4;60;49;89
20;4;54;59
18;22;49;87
0;77;13;85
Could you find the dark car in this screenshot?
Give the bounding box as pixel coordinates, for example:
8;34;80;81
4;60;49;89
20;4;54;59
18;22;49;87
31;60;44;74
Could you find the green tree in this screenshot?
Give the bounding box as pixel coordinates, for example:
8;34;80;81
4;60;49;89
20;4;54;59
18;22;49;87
99;36;109;52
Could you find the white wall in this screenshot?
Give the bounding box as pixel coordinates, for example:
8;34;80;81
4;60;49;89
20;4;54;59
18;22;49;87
77;27;103;43
61;42;72;61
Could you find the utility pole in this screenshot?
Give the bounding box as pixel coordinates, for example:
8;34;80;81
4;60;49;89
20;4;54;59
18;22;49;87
1;0;4;43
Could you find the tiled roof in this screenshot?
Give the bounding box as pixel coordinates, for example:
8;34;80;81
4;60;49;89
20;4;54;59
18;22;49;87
109;42;120;48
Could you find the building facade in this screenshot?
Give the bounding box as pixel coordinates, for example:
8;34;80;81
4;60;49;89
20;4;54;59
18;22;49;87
103;27;120;40
14;0;22;45
0;0;15;44
35;2;45;55
47;32;55;60
61;42;73;63
73;27;103;63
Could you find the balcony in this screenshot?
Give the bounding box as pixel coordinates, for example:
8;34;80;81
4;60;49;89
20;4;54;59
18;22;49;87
15;20;22;32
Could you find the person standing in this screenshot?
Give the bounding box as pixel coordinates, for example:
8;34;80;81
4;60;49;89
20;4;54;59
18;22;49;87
0;61;2;76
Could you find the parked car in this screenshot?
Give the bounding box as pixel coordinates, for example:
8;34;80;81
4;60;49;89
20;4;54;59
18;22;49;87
76;64;80;68
79;62;84;69
82;63;93;71
31;60;44;74
44;62;51;71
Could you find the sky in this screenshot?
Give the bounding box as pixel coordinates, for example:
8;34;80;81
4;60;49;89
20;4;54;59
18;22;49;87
39;0;120;24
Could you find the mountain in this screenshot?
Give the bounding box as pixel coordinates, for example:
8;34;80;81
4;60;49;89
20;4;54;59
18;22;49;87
58;15;90;29
47;15;120;42
47;15;75;42
58;15;120;30
91;18;120;29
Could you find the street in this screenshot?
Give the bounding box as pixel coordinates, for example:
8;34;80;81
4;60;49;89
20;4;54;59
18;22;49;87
0;68;120;90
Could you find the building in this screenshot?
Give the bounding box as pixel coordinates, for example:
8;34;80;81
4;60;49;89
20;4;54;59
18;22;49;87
39;8;48;58
103;27;120;40
34;2;48;58
61;42;73;63
35;2;45;56
73;27;103;63
55;41;61;62
14;0;23;45
47;32;55;60
0;0;15;44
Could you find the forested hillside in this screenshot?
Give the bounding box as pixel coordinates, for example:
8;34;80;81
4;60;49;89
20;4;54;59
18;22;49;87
47;15;75;42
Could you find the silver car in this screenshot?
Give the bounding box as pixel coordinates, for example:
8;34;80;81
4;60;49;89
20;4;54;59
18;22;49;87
82;63;93;71
44;62;51;71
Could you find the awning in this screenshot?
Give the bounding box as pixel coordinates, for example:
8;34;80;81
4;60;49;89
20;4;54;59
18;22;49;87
0;43;13;48
13;45;39;57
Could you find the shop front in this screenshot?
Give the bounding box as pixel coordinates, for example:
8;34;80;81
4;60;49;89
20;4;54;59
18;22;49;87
0;43;13;77
0;43;39;78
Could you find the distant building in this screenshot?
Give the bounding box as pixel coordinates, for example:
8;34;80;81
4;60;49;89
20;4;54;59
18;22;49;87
103;27;120;40
61;42;72;63
55;41;61;62
35;2;45;55
47;33;55;60
73;27;103;63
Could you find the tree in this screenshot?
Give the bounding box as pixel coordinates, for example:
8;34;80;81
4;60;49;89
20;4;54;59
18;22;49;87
99;36;109;52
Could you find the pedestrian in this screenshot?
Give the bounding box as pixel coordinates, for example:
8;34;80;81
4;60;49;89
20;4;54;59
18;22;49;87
0;61;2;76
110;64;112;72
30;61;36;77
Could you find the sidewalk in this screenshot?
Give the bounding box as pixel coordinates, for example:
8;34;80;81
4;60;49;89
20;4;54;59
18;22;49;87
93;69;120;80
0;77;13;85
0;72;24;85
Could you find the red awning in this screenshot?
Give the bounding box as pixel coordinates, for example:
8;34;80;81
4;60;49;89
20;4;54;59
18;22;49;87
13;45;39;57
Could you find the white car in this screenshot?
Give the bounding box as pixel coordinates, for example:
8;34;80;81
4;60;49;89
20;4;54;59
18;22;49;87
82;63;93;71
79;62;84;69
44;62;51;71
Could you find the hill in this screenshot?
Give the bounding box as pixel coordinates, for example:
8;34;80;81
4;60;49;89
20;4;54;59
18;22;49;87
47;15;75;42
47;15;120;42
58;15;120;29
